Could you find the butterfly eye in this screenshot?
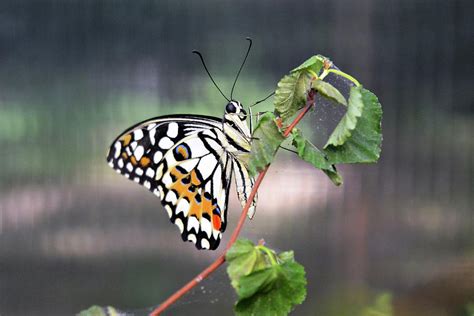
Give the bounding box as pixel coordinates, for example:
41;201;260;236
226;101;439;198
226;102;237;113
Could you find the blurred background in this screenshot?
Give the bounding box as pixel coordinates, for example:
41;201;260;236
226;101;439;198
0;1;472;315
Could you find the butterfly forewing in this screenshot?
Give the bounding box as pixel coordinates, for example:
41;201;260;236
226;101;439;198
107;115;231;250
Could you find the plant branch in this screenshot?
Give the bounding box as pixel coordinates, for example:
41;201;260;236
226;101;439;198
149;91;316;316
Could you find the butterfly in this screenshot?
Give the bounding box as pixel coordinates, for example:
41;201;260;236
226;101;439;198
106;100;258;250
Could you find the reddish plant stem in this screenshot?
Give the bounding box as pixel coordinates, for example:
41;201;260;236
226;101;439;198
149;92;316;316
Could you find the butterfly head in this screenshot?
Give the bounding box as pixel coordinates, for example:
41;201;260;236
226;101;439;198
225;100;247;120
223;100;251;143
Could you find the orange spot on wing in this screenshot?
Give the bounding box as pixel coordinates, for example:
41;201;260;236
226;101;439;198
188;199;202;217
212;214;222;231
130;156;137;165
121;134;132;146
177;146;189;159
140;157;151;167
122;152;128;159
190;170;201;186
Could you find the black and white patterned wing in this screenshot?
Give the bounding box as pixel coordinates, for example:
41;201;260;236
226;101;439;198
232;159;258;219
107;115;233;250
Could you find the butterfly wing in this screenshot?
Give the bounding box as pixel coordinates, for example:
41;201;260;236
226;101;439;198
107;115;232;250
232;159;258;219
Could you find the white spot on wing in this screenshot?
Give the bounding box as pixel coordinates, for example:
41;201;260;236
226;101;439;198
149;128;156;145
156;164;164;179
200;239;210;250
165;190;177;204
176;199;190;216
126;163;133;172
133;129;144;140
187;216;200;233
184;138;209;157
200;218;212;238
153;189;160;197
153;151;163;163
147;123;156;130
164;205;172;218
167;122;179;138
162;173;172;186
198;154;218;179
145;168;155;178
175;218;184;233
134;146;144;160
187;234;197;244
118;159;124;168
114;142;121;158
158;137;174;149
134;177;140;183
130;141;138;150
144;181;151;189
135;167;143;176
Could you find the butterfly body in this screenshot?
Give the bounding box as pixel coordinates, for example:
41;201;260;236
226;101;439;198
107;101;257;250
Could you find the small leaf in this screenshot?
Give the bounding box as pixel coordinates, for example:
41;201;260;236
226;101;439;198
248;112;286;177
78;306;126;316
234;262;307;316
227;240;307;316
360;293;393;316
312;79;347;106
226;239;266;289
277;251;295;263
291;55;325;74
274;71;311;121
291;129;343;186
324;85;363;147
324;87;383;164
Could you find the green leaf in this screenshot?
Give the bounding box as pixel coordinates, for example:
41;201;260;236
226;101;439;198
234;262;307;316
226;239;267;289
226;240;307;316
78;306;125;316
291;55;325;74
277;251;295;263
312;79;348;106
360;293;393;316
274;71;311;121
291;128;343;186
248;112;286;177
324;86;383;164
324;85;363;147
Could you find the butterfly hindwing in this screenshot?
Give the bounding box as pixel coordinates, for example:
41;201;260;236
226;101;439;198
159;139;233;250
232;159;258;219
107;115;232;250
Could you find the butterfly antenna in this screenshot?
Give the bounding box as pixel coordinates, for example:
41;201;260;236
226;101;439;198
250;91;275;107
230;37;252;100
192;50;230;102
